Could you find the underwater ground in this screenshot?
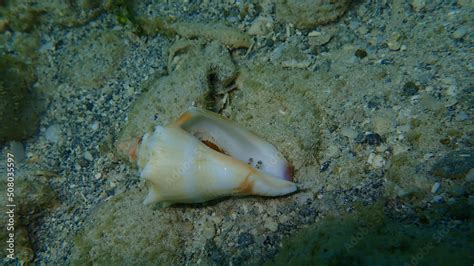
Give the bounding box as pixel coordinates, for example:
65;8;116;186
0;0;473;265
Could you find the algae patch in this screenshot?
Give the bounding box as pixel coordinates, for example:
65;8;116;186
0;55;42;143
270;202;474;265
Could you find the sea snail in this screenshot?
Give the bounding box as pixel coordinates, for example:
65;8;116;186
128;107;296;206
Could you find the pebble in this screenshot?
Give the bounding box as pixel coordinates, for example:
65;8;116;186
264;219;278;232
91;121;99;131
248;16;273;36
452;26;467;40
9;141;25;162
431;182;441;193
45;124;61;143
278;215;289;224
354;49;368;59
341;127;358;140
308;30;333;47
432;195;444;203
362;133;383;146
387;33;402;51
83;151;93;161
367;153;385;168
402;81;420;96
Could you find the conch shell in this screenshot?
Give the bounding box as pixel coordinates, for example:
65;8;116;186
134;107;296;206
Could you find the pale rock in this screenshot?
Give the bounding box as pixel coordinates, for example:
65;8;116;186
45;124;61;143
308;30;333;46
9;141;25;162
248;16;273;36
264;219;278;232
431;182;441;193
341;126;358;140
83;151;93;161
387;33;402;51
279;215;289;224
367;153;385;168
452;26;467;40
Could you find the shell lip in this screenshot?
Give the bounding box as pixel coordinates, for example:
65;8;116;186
128;136;143;162
283;164;294;181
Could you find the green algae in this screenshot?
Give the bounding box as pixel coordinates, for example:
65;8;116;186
270;201;474;265
0;55;41;143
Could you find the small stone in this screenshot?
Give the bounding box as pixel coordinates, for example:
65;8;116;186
45;124;61;143
278;215;289;224
431;149;474;179
432;195;444;203
320;161;330;172
354;49;368;58
308;30;334;47
78;158;89;167
341;127;358;139
387;33;402;51
248;16;273;36
264;219;278;232
367;153;385;168
452;26;467;40
83;151;93;161
91;121;99;131
362;133;383;145
402;81;420;96
9;141;25;162
375;144;388;153
431;182;441;193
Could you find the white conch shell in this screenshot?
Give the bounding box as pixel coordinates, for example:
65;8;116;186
136;107;296;206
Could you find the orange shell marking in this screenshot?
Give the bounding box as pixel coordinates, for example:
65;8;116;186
173;112;193;127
